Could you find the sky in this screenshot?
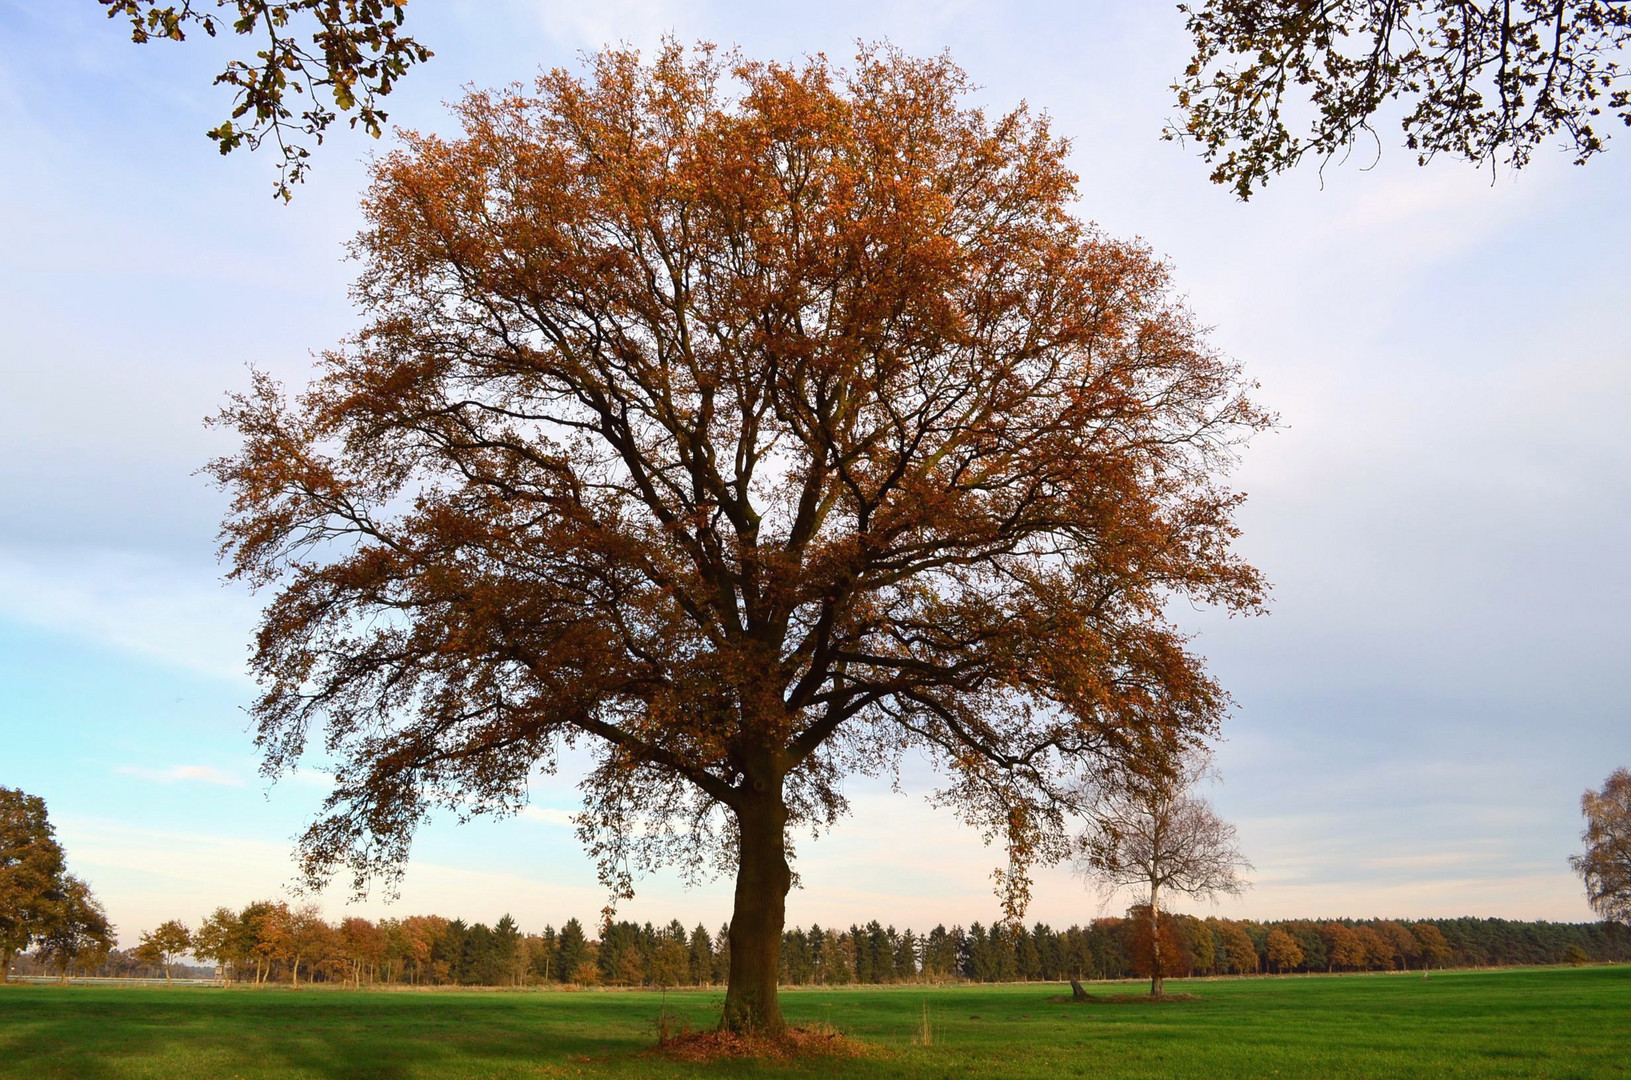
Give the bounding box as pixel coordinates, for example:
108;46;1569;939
1;0;1626;945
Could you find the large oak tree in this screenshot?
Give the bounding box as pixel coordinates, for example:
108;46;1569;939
209;43;1267;1032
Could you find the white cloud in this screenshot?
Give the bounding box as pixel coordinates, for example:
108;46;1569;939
115;764;244;788
521;806;576;826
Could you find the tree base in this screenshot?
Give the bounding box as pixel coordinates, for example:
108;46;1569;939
1051;991;1200;1005
656;1024;867;1062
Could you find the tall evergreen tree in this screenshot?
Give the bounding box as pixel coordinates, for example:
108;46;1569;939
781;928;814;985
687;924;713;986
493;914;522;985
961;923;988;981
923;925;955;979
557;918;591;983
894;928;919;981
712;923;732;985
436;920;468;983
530;925;558;982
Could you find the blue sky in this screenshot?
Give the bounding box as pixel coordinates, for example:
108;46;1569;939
1;0;1626;944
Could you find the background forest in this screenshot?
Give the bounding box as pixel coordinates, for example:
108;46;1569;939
13;904;1626;986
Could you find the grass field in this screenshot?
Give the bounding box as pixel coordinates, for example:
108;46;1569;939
1;966;1625;1079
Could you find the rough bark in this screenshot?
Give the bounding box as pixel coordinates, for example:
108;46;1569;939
720;784;792;1034
1;946;11;984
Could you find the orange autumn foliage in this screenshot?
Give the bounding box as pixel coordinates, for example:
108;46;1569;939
1124;904;1191;982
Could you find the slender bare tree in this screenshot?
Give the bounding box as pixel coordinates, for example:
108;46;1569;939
1075;751;1251;995
1571;767;1631;924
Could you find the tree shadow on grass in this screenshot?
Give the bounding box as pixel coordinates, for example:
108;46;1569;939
0;987;727;1080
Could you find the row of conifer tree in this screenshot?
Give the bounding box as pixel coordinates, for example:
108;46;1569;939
18;902;1628;986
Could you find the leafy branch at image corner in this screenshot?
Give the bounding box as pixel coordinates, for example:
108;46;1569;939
100;0;432;199
99;2;1631;200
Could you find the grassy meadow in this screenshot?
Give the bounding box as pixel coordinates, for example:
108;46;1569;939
1;966;1625;1079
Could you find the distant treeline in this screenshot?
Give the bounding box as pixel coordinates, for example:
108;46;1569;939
18;903;1629;986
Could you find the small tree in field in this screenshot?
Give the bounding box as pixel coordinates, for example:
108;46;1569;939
192;907;238;983
1075;751;1251;995
136;919;193;982
208;42;1268;1033
1571;767;1631;924
36;875;116;981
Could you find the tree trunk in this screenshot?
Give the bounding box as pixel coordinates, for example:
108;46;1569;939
1148;883;1163;997
720;784;791;1034
0;947;11;984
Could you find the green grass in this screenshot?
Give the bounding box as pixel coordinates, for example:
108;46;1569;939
1;967;1626;1079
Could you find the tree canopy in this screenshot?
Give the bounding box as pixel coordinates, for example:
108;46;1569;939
209;41;1266;1031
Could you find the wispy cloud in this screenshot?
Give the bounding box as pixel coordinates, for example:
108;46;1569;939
521;806;576;826
0;546;258;683
515;0;698;50
116;764;244;788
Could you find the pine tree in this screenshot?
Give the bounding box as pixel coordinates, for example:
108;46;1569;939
712;923;732;985
894;929;919;981
687;924;713;986
556;918;591;984
493;914;521;985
